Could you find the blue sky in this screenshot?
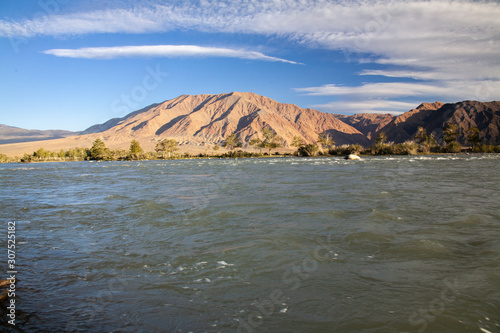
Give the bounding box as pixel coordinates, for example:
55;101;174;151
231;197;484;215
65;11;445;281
1;0;499;131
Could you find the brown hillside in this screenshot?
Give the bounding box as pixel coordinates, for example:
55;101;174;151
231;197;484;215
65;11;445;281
0;92;367;156
84;92;368;147
378;101;500;144
0;124;77;144
335;113;394;140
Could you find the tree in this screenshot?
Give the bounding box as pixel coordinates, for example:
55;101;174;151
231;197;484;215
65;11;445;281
90;139;110;160
443;124;461;153
249;138;265;154
156;139;179;158
467;127;481;150
292;136;305;149
414;127;438;153
317;133;334;151
414;126;428;144
298;143;319;157
33;148;50;160
443;124;459;144
222;134;242;150
130;140;143;155
375;131;387;145
21;153;33;163
213;145;220;154
260;127;283;155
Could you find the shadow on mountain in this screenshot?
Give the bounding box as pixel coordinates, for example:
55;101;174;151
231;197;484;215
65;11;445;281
323;129;371;146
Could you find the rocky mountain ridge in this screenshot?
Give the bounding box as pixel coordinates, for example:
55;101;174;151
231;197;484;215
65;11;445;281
0;125;77;145
78;92;370;149
0;93;498;156
379;100;500;145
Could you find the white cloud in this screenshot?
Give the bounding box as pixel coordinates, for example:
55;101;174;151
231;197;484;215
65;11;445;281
312;100;416;115
2;0;500;112
295;82;452;98
42;45;301;63
295;80;500;114
3;1;499;82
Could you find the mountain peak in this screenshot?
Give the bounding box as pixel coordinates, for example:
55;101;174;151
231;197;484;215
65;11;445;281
416;101;444;111
378;100;500;144
77;92;367;150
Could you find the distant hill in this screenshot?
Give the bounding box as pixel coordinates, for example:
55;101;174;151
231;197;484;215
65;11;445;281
78;92;369;147
378;101;500;145
335;113;394;140
80;104;160;135
0;94;499;157
0;125;77;145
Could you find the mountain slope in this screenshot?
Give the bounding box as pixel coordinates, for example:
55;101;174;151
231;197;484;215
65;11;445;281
82;92;369;148
379;101;500;144
0;125;77;145
335;113;394;140
1;95;499;157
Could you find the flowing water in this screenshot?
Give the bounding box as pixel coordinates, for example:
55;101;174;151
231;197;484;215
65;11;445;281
0;155;499;333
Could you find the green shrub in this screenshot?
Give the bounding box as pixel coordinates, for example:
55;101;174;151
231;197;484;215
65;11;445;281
372;142;395;155
0;154;16;163
90;139;111;160
394;141;418;155
328;144;365;156
221;150;257;158
474;143;495;153
298;144;319;157
445;142;462;153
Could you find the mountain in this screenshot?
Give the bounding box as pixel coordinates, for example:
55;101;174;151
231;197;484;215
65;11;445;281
335;113;394;140
378;101;500;145
78;92;369;149
0;125;77;145
81;104;160;135
1;94;499;157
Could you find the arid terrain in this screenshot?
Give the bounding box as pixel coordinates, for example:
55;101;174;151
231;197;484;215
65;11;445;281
1;92;499;157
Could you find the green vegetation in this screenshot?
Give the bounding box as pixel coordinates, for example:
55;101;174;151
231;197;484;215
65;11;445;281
3;124;500;164
260;127;283;155
467;127;481;150
155;139;179;159
298;143;319;157
129;139;143;155
292;136;305;149
413;127;439;153
292;134;319;156
249;138;265;154
0;154;17;163
90;138;111;160
317;133;334;152
222;134;242;151
443;124;459;144
441;123;462;152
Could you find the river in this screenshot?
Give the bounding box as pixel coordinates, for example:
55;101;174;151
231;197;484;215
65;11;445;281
0;155;499;332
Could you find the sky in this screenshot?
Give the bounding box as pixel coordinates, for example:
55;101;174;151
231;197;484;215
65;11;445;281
1;0;499;131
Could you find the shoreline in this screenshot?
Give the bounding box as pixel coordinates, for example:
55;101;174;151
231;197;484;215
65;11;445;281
1;151;498;165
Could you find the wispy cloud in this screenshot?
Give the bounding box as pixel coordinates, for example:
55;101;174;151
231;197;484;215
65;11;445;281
295;82;452;98
2;0;500;113
311;100;417;115
3;1;499;80
295;80;500;114
42;45;301;63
